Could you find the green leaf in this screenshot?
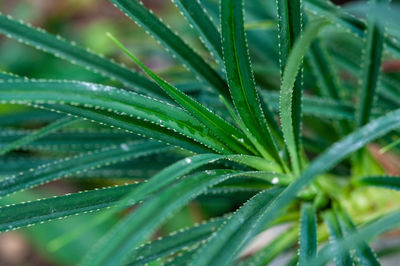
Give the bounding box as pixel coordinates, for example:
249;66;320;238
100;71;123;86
379;138;400;153
357;2;387;128
0;184;140;232
310;210;400;265
0;80;229;153
0;13;162;97
109;0;230;100
338;210;380;266
279;19;329;175
172;0;223;65
276;0;303;72
323;210;353;266
0;116;78;156
106;33;252;155
220;0;282;164
298;204;317;265
358;176;400;190
80;169;247;266
276;0;304;171
126;216;226;265
189;188;282;266
0;140;169;197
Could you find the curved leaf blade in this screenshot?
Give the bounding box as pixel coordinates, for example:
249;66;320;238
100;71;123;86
279;19;329;175
276;0;304;171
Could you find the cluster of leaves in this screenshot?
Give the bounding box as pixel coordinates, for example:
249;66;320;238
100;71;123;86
0;0;399;265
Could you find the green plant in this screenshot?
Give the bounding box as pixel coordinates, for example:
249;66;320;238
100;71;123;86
0;0;399;265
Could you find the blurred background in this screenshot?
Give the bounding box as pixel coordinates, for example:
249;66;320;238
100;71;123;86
0;0;399;265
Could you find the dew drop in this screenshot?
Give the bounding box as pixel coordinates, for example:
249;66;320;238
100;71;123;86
120;143;129;151
271;177;279;184
185;158;192;164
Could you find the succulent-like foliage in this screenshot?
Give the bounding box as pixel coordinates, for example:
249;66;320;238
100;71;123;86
0;0;399;265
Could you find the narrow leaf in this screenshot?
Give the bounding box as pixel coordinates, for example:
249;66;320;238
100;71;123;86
357;1;387;127
276;0;304;172
358;176;400;190
298;203;317;265
279;19;329;175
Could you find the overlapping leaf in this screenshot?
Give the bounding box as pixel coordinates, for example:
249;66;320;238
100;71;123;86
110;0;230;99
